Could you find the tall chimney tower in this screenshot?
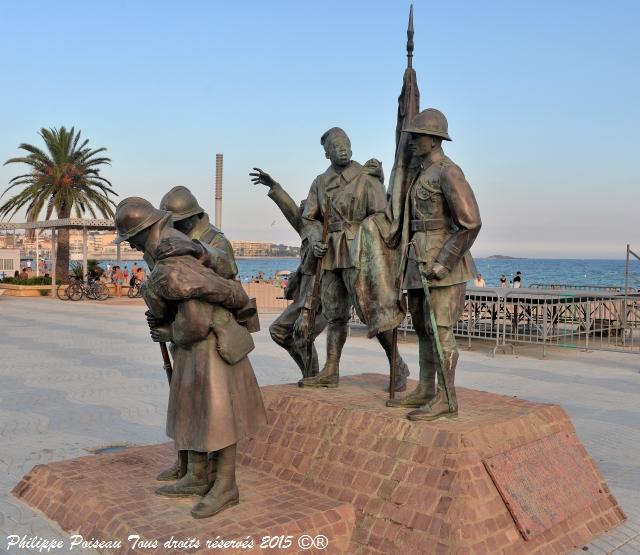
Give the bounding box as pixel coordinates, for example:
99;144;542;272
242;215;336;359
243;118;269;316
215;153;223;229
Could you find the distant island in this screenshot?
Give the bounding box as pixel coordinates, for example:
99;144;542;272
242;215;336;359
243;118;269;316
486;255;524;260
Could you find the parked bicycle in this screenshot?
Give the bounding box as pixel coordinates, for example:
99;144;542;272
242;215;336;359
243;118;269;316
127;278;143;298
67;278;110;301
56;275;81;300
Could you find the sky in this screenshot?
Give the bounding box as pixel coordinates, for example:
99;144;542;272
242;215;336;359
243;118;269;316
0;0;638;258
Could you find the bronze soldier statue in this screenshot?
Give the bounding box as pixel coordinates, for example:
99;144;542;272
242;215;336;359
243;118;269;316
159;186;237;279
386;109;481;420
114;197;267;518
249;169;327;378
152;186;241;483
298;127;410;390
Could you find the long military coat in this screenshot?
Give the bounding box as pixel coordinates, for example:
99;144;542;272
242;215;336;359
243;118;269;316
301;160;386;271
400;149;481;289
352;149;481;335
143;219;266;453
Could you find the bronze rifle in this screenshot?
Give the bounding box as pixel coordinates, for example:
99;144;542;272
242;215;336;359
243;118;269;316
304;196;331;376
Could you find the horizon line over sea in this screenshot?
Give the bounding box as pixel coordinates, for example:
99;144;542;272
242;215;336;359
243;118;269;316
77;256;639;289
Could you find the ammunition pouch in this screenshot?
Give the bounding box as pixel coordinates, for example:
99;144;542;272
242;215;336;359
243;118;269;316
211;306;255;365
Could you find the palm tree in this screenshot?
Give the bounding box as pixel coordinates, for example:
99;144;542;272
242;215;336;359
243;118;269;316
0;127;117;279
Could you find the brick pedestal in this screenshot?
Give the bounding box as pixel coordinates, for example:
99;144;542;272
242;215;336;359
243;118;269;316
14;374;625;554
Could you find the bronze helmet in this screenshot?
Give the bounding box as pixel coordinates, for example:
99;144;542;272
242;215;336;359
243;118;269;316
113;197;167;244
403;108;452;141
159;186;205;222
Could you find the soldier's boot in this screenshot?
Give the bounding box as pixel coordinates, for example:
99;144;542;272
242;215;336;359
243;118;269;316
155;451;210;497
387;359;411;393
207;451;218;484
407;350;459;421
156;449;188;481
191;444;239;519
374;328;411;393
291;335;320;379
387;341;436;407
299;322;347;388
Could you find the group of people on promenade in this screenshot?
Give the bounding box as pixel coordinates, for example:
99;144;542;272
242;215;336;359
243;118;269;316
473;271;523;288
101;263;146;297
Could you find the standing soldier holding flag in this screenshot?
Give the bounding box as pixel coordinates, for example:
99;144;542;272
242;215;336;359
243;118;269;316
386;108;481;420
357;6;482;418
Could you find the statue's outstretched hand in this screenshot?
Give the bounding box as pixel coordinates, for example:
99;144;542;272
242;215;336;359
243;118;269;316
250;167;278;189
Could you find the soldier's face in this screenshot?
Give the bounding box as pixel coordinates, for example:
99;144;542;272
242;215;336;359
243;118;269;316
324;137;352;167
127;228;151;252
408;133;435;157
174;214;199;236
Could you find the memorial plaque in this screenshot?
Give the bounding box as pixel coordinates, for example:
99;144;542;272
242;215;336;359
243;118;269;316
484;431;604;539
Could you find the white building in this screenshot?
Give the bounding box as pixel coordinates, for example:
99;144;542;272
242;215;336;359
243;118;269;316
0;248;20;279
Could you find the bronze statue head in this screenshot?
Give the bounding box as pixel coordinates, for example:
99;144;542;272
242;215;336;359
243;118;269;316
114;197;167;251
159;186;205;235
404;108;451;158
321;127;352;168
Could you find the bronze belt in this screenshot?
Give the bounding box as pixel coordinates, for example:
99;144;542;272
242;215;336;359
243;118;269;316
411;219;445;232
328;221;357;233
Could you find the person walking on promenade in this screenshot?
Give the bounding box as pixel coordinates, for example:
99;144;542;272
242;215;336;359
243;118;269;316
513;271;522;288
135;266;145;282
473;274;486;287
386;109;481;420
114;265;123;297
250;167;327;378
500;274;507;288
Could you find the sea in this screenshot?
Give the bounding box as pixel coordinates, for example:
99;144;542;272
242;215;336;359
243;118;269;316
95;257;640;289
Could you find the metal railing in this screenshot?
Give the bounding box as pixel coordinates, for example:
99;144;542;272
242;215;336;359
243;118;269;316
530;283;630;293
349;287;640;358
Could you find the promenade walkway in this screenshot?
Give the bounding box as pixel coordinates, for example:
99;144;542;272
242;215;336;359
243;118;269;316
0;297;638;554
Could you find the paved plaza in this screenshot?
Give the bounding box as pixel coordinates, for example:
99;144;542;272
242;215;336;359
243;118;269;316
0;296;638;554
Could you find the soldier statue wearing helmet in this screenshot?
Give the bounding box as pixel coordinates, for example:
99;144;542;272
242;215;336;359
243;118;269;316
143;185;243;487
114;197;267;519
386;108;482;421
158;186;237;280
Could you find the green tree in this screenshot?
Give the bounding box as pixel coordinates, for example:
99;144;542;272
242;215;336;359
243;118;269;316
0;127;117;278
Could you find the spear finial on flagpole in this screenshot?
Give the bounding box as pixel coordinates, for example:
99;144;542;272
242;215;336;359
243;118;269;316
407;4;414;68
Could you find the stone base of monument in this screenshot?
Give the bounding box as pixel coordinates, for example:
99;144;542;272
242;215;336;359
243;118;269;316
14;374;625;554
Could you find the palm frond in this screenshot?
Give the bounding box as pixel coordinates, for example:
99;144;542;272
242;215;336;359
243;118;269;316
1;126;117;224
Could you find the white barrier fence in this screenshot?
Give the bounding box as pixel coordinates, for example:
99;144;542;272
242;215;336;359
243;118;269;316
350;287;640;358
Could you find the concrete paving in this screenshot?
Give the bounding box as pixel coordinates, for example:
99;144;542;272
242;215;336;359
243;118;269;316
0;296;638;554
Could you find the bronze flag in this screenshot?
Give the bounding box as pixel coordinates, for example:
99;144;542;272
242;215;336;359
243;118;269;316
353;5;420;335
